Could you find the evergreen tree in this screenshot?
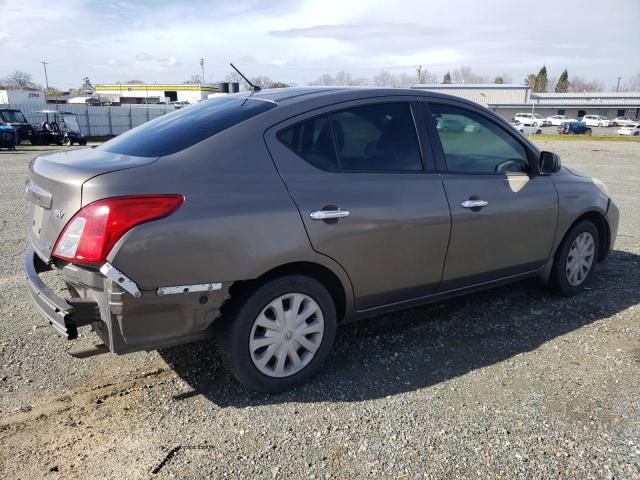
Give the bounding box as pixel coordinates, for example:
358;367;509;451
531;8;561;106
535;65;548;93
555;69;569;93
442;71;452;84
494;76;505;84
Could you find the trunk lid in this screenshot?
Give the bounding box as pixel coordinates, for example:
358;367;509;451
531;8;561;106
26;147;158;261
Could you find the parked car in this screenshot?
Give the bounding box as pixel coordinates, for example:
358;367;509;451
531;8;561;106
558;121;593;135
510;122;542;135
513;113;548;127
0;108;36;144
546;115;576;126
0;123;17;150
611;116;637;127
582;115;611;127
617;123;640;136
25;88;618;392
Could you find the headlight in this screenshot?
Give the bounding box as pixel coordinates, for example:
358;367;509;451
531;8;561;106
592;178;610;198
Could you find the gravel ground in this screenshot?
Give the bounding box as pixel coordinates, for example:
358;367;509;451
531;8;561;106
1;141;639;479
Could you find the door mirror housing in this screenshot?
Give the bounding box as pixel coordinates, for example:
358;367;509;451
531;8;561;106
539;151;561;175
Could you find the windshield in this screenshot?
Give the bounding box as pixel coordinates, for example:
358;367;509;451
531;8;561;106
533;114;544;119
0;110;28;123
597;116;609;120
100;96;276;157
61;113;80;131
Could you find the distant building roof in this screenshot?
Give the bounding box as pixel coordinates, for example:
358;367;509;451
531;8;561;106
95;83;220;93
532;92;640;99
412;83;529;90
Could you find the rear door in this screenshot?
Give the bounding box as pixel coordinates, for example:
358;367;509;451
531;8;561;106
423;100;558;289
265;97;451;310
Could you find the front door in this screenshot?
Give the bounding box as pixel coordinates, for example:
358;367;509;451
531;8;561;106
265;98;451;310
426;101;558;288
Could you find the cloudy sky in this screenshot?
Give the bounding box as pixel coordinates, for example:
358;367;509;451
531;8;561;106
1;0;639;89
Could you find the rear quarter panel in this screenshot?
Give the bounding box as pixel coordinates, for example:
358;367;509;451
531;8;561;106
82;124;354;307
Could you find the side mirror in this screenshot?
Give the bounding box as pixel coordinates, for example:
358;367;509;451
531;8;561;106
539;151;561;175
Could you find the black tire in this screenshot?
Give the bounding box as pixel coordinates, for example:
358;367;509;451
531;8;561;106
63;137;72;147
549;220;599;296
215;275;337;392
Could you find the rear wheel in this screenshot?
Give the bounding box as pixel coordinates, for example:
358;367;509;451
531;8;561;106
215;275;337;392
549;220;599;296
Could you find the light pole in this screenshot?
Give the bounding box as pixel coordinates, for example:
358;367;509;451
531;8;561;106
200;58;205;84
41;60;49;95
616;76;623;92
416;65;422;84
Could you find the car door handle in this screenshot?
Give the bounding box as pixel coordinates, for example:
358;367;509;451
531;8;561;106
310;209;350;220
461;200;488;209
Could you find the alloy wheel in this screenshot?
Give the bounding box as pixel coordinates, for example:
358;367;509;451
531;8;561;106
565;232;595;286
249;293;324;378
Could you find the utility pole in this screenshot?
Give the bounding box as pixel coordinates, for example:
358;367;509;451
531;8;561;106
41;60;49;91
616;76;623;92
200;58;205;84
416;65;422;84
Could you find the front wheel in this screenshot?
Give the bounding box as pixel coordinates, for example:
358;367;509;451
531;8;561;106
63;137;72;147
549;220;599;296
215;275;337;392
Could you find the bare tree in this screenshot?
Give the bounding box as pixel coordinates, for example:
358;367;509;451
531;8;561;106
310;74;336;86
570;76;605;92
1;70;41;89
622;73;640;92
250;76;274;89
334;71;353;86
451;66;488;84
373;70;397;87
184;75;202;84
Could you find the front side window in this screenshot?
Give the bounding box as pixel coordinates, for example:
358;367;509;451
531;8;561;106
430;103;529;174
329;103;422;171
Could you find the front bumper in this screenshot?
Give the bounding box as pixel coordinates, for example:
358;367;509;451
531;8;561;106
24;249;101;340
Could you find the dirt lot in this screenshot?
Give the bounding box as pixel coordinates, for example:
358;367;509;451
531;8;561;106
1;141;639;479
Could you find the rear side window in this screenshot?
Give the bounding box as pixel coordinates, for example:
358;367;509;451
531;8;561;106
278;115;339;171
330;103;422;171
100;97;276;157
279;102;423;172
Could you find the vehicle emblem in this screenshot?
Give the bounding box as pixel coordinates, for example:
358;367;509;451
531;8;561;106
54;209;65;219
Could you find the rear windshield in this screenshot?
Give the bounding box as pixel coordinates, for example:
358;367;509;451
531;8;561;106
100;97;276;157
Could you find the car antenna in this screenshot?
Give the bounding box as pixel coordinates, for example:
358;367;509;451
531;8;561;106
230;63;261;92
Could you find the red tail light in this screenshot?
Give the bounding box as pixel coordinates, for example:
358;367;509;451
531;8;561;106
52;195;184;265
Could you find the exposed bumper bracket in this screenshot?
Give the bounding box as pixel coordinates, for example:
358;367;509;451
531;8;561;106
157;282;222;296
99;263;141;298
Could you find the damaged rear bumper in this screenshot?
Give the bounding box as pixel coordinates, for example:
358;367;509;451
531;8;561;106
24;248;101;340
24;249;230;354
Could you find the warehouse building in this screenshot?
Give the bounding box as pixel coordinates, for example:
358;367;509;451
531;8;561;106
412;84;640;122
93;83;221;104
